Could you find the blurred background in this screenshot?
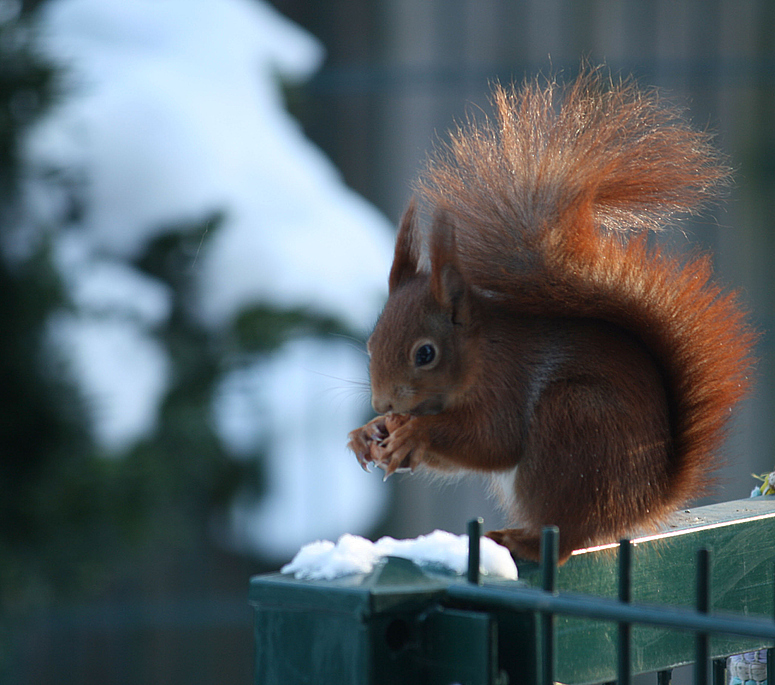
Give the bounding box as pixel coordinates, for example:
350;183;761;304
1;0;773;683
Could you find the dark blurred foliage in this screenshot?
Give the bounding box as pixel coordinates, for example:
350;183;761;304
0;2;354;679
0;0;253;623
0;0;101;611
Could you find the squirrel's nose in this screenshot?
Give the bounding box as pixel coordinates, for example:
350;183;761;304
372;397;392;414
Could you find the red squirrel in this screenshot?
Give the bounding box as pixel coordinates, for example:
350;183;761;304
347;68;756;562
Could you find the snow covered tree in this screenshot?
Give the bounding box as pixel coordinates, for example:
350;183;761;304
1;0;393;628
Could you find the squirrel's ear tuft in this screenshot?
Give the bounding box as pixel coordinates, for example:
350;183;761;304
388;199;419;292
430;211;469;321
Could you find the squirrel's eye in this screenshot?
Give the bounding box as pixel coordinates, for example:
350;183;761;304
414;343;436;367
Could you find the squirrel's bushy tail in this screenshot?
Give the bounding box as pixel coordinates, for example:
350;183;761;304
417;67;756;514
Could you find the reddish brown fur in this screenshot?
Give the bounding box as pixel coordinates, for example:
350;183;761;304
348;68;756;562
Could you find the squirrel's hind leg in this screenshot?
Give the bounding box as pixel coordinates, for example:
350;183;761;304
485;528;544;562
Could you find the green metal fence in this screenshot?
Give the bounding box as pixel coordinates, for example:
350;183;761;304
250;498;775;685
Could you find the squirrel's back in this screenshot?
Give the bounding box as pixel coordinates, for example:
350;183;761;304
416;68;756;516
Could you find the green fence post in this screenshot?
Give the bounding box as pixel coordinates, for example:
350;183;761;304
468;518;483;585
541;526;559;685
619;539;632;685
696;548;711;685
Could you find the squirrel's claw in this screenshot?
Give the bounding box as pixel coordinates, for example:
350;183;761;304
375;426;416;480
347;427;374;471
356;451;372;472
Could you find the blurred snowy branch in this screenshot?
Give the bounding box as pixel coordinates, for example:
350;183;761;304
18;0;393;558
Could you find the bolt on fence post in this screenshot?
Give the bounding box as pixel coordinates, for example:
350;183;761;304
711;658;726;685
540;526;559;685
618;539;632;685
657;670;673;685
695;548;711;685
467;518;483;585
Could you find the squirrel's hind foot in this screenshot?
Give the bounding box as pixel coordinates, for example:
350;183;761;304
486;528;574;564
486;528;541;562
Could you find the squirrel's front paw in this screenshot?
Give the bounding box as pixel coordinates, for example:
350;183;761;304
371;416;422;480
348;414;419;478
347;416;389;471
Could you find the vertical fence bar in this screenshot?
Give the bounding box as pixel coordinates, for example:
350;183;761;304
618;539;632;685
467;518;482;585
695;548;711;685
769;560;775;685
540;526;559;685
